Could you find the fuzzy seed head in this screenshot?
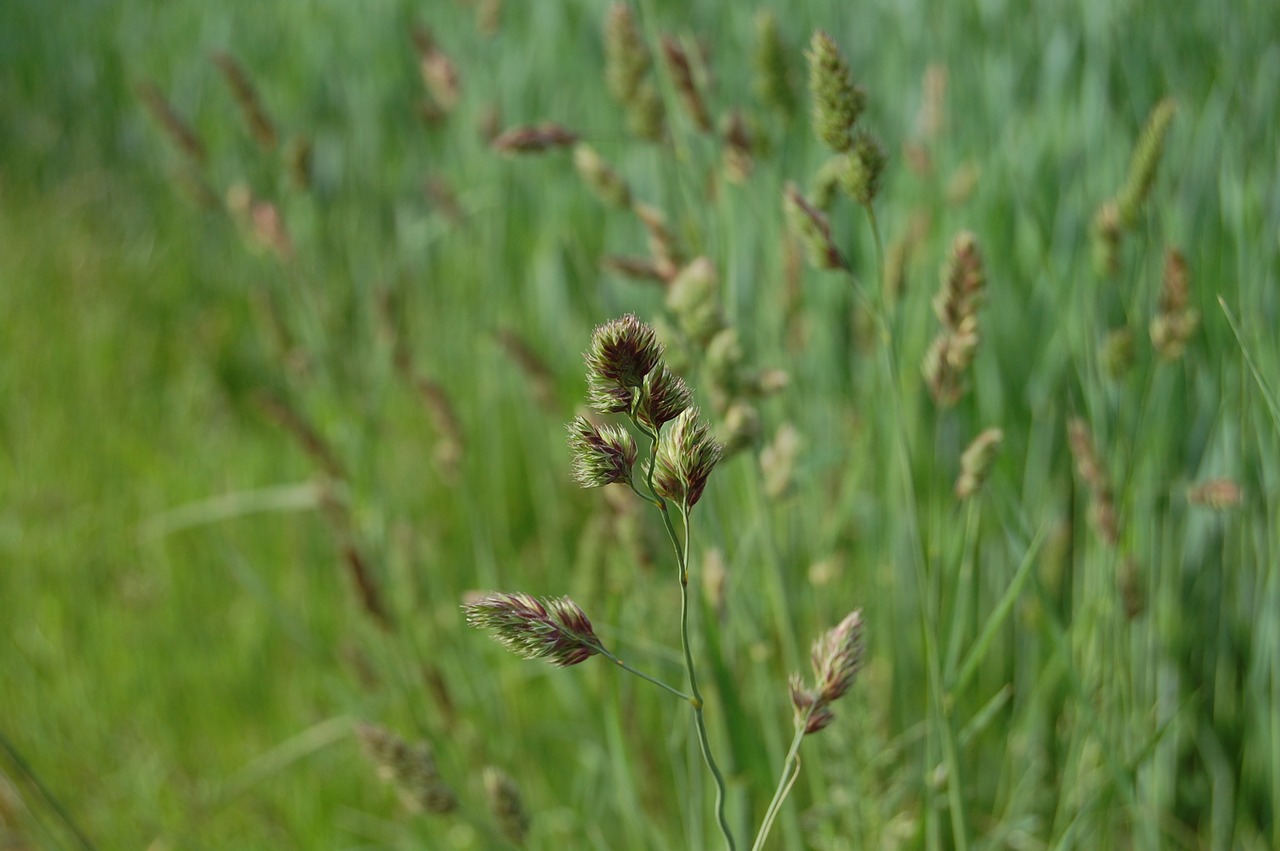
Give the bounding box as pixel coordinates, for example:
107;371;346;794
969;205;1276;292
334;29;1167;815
807;30;865;152
463;591;603;667
604;3;650;103
1117;98;1176;228
810;609;864;704
653;407;723;509
955;428;1004;499
490;123;579;154
585;313;664;388
568;416;638;487
637;364;693;429
838;132;888;206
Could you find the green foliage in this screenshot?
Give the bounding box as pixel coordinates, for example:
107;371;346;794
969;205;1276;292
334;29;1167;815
2;0;1279;849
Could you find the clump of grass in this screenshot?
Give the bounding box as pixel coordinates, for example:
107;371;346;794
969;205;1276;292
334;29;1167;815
464;313;863;850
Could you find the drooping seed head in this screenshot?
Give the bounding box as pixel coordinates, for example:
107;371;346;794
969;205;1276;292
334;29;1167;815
567;416;638;487
463;591;603;667
807;30;865;152
584;313;664;388
784;182;845;271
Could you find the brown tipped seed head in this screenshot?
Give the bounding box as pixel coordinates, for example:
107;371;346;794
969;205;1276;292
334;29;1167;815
463;591;603;667
810;609;864;704
784;182;845;270
652;407;723;509
587;373;635;415
638;364;693;429
807;30;865;152
490;123;579;154
567;416;638;487
585;313;664;388
1187;478;1243;510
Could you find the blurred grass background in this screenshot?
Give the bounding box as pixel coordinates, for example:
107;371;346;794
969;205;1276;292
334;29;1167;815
2;0;1278;848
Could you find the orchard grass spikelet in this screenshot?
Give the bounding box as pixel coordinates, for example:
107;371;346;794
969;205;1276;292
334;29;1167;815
652;407;723;509
637;363;693;430
463;592;603;667
806;30;865;152
568;416;638;487
604;2;650;105
838;131;888;206
585;312;664;389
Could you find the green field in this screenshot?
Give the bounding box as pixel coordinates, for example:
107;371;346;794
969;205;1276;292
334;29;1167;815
3;0;1278;848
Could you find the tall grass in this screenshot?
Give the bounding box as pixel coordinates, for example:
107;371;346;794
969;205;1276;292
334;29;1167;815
1;0;1277;848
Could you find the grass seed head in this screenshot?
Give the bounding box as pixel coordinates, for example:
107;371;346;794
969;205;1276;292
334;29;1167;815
637;363;693;430
807;30;865;152
784;182;846;271
754;11;796;114
955;427;1004;499
463;592;603;667
585;313;664;389
653;407;723;509
1117;97;1176;228
568;416;638;487
574;144;632;209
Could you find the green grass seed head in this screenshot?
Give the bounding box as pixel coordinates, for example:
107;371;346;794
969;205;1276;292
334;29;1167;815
807;30;865;152
483;767;532;845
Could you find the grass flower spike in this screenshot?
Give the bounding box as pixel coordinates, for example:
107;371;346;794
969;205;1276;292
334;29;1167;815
568;416;638;487
653;407;723;509
463;592;603;667
807;30;865;152
586;313;664;389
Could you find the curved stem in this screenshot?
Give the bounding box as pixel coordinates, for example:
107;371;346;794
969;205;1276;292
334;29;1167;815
589;642;694;703
663;500;736;851
751;712;811;851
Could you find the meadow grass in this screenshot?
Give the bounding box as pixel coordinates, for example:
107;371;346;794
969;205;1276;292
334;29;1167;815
2;0;1278;848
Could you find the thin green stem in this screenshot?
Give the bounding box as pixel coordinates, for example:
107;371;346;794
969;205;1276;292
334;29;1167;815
589;642;694;703
750;714;810;851
664;499;736;851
